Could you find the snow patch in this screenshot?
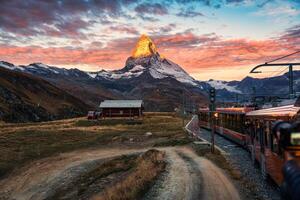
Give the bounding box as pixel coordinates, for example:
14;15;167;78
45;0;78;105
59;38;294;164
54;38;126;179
95;67;144;80
0;62;25;71
148;58;197;86
207;80;241;93
86;72;98;78
129;65;144;72
110;71;143;79
149;68;167;79
34;63;49;69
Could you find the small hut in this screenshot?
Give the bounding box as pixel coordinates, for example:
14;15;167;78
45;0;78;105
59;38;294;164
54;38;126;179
99;100;143;118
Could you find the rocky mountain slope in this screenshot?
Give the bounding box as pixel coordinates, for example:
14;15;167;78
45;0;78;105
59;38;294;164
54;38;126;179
0;67;89;123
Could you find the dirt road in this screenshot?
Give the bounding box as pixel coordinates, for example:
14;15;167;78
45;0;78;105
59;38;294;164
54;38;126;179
144;147;240;200
0;147;240;200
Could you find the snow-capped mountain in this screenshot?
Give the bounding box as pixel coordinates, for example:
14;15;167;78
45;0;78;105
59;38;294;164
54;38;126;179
92;53;199;86
0;36;198;87
206;79;241;93
0;35;207;111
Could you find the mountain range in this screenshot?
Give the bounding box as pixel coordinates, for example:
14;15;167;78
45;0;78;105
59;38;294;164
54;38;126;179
0;35;207;122
0;34;298;122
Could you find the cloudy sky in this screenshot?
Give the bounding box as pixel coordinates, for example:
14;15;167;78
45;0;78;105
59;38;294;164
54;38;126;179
0;0;300;80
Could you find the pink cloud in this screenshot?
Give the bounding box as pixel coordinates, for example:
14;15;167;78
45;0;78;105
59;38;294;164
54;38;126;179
0;32;298;79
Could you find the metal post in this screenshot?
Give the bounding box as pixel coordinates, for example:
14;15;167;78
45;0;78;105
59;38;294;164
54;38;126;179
211;112;215;153
182;89;185;127
289;64;294;98
250;62;300;99
209;88;216;153
252;87;256;104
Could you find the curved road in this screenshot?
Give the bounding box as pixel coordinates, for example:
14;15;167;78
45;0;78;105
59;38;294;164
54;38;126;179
0;146;240;200
144;147;240;200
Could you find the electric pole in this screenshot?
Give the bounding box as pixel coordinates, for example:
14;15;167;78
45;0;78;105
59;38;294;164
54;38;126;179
250;62;300;99
182;89;185;127
209;88;216;153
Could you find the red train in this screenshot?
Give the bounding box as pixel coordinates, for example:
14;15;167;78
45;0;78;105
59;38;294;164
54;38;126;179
198;105;300;185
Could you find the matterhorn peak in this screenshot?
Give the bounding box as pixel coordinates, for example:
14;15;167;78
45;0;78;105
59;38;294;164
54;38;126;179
132;34;158;58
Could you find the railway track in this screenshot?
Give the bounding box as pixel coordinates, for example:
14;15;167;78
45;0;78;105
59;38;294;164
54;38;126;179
188;115;281;200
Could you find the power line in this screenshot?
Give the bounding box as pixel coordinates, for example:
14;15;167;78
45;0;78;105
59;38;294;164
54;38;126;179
267;50;300;64
271;66;289;78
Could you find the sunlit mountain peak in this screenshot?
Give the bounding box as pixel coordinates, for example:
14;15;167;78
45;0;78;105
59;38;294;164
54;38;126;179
132;34;158;58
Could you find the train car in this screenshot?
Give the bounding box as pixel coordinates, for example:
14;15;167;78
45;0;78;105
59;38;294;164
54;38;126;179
198;105;300;185
198;107;254;146
245;105;300;185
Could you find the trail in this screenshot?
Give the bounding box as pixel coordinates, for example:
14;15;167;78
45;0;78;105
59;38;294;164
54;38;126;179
143;147;240;200
0;148;240;200
0;148;145;200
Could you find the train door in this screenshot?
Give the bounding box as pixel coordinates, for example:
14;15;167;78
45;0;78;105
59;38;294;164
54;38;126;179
259;120;267;179
244;119;252;150
219;113;224;135
250;120;257;164
269;121;285;183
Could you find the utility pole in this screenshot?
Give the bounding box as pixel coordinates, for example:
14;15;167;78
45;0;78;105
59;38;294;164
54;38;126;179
209;88;216;153
250;62;300;99
252;86;256;104
289;64;294;98
182;89;185;127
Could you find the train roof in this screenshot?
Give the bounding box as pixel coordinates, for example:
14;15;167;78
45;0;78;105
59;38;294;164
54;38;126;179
246;105;300;118
199;107;254;114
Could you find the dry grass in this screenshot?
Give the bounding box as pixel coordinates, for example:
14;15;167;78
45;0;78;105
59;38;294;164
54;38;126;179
47;154;139;200
0;113;188;178
96;149;166;200
75;119;143;127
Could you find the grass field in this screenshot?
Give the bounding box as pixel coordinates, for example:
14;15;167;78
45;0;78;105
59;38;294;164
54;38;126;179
0;112;191;178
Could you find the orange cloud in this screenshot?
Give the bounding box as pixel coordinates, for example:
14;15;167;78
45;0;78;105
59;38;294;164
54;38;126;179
0;44;130;70
0;32;298;81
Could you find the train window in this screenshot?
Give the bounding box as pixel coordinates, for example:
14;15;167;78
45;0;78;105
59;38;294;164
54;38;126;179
259;126;263;146
264;122;268;147
270;124;283;157
220;113;223;126
272;136;282;156
266;121;272;149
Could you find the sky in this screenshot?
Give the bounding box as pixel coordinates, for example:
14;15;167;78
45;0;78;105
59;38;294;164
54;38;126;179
0;0;300;81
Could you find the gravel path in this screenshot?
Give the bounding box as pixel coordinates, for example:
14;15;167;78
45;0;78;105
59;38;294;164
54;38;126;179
190;116;281;200
0;146;240;200
143;147;240;200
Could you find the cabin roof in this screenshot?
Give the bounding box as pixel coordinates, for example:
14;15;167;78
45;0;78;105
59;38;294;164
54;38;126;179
99;100;143;108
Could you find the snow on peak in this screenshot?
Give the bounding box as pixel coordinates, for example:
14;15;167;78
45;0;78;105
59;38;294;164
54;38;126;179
129;65;144;72
32;63;50;68
207;80;241;93
147;56;197;86
0;61;24;71
27;63;61;74
86;65;145;80
86;72;98;78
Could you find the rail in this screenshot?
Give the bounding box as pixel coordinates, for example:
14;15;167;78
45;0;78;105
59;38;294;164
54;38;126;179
185;115;226;154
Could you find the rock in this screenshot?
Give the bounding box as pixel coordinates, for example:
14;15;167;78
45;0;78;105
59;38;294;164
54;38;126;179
145;132;153;136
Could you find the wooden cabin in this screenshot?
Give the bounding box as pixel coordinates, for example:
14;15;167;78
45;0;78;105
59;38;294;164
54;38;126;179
99;100;144;118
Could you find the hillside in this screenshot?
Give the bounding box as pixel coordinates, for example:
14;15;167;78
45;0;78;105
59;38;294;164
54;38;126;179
0;67;89;122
